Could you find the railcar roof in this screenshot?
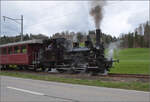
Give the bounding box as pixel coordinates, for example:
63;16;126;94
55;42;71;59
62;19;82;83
0;39;43;48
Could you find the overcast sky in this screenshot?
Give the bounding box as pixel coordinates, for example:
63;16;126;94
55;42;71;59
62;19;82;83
0;1;149;37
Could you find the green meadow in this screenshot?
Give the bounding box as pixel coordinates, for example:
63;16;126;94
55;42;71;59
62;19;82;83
110;48;150;75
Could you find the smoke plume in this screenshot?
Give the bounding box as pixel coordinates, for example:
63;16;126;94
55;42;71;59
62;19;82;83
106;40;122;60
90;1;106;29
73;34;78;42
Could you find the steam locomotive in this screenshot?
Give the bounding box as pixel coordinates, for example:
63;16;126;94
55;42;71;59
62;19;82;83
39;29;118;74
0;29;118;75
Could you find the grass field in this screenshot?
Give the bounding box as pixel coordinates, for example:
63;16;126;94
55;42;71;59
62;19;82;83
110;48;150;74
0;71;149;91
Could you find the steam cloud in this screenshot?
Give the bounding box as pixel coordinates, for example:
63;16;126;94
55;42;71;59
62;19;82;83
107;40;122;60
90;1;106;29
73;34;78;42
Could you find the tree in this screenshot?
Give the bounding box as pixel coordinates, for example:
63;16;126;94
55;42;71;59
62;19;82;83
23;34;30;41
77;32;84;42
128;32;134;48
144;21;150;47
134;31;139;48
137;24;143;35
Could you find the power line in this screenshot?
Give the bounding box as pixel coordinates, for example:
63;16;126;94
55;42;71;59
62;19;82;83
3;15;24;41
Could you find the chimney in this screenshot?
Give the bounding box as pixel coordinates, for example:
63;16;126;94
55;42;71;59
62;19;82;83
96;29;101;46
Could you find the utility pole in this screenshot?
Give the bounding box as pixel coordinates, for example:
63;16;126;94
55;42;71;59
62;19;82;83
3;15;24;41
21;15;23;41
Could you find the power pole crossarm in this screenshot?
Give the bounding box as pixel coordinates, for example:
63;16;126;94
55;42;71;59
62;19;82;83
3;16;21;21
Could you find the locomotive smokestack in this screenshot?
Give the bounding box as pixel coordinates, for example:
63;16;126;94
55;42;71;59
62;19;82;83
96;29;101;46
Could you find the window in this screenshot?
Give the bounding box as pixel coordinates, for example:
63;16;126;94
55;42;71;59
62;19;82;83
0;48;2;55
2;48;7;55
21;45;27;53
8;47;13;54
14;46;20;54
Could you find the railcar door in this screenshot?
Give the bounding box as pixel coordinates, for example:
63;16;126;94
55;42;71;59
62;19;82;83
28;44;42;65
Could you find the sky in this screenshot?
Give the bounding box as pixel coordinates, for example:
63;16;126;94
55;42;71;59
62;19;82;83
0;1;149;37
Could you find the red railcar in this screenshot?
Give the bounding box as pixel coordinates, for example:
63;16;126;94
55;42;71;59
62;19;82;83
0;39;43;69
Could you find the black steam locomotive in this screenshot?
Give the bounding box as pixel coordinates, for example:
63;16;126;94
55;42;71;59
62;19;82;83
39;29;118;75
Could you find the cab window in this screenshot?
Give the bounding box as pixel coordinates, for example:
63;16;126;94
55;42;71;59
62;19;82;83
21;45;27;53
8;47;13;54
0;48;2;55
2;48;7;55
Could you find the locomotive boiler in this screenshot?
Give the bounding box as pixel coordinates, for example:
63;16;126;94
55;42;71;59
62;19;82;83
40;29;118;75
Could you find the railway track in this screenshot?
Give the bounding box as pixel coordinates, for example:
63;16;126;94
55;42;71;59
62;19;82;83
1;69;150;79
104;73;150;79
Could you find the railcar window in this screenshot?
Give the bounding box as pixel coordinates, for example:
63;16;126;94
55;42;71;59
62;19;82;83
2;48;7;55
14;46;20;54
8;47;13;54
0;48;1;55
21;45;27;53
